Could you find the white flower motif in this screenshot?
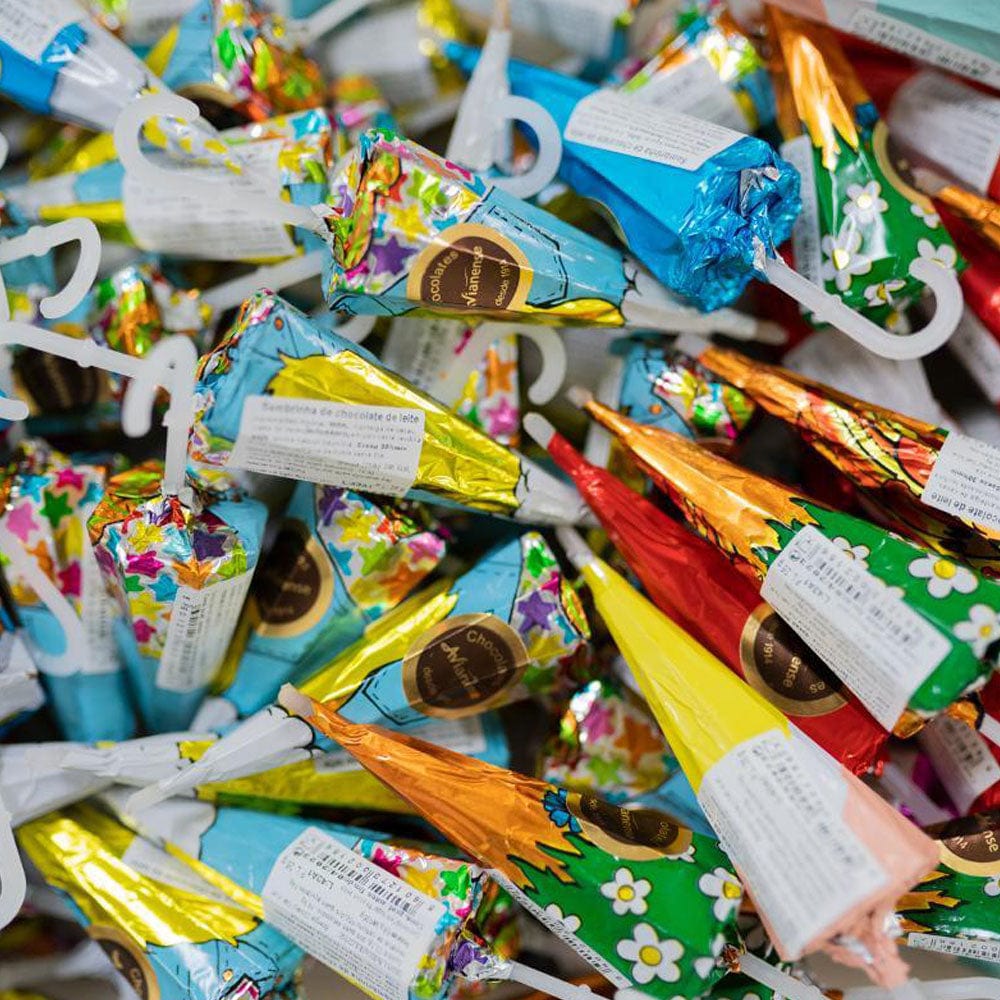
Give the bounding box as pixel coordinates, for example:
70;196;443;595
908;554;978;599
985;876;1000;897
954;604;1000;657
844;181;888;225
693;934;728;979
821;229;872;291
544;903;581;933
862;279;906;308
617;924;684;984
698;867;743;921
911;202;941;229
673;844;696;863
601;867;652;916
917;238;958;270
832;536;870;568
884;305;913;335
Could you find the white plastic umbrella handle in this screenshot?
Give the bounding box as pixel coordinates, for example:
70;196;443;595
113;94;326;237
435;322;566;406
0;788;24;932
0;321;198;499
0;218;102;322
490;95;563;200
202;251;326;315
764;255;963;360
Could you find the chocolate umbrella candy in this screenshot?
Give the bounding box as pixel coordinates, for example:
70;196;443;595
280;690;744;1000
17;803;304;1000
192;293;588;523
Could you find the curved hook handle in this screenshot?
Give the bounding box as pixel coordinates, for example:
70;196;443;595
0;523;86;679
764;255;963;360
120;336;198;500
489;95;563;200
436;322;566;406
0;219;102;321
113;94;326;236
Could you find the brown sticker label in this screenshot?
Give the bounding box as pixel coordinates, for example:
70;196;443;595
740;603;847;717
938;816;1000;876
252;519;333;639
89;926;160;1000
567;792;692;862
406;223;532;314
402;612;528;718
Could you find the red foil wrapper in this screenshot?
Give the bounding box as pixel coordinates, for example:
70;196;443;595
547;430;888;775
941;207;1000;343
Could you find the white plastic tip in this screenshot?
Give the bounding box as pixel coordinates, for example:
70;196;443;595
505;961;596;1000
278;684;313;718
556;526;595;572
749;319;788;346
565;385;593;409
522;412;557;449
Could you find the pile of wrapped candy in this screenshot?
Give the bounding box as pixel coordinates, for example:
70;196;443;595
5;0;1000;998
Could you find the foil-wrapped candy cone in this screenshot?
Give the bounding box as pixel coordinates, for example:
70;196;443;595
4;109;333;262
17;803;304;1000
767;6;961;327
620;4;775;132
191;292;589;524
209;480;446;722
103;790;500;1000
540;421;889;775
558;532;937;984
437;57;800;312
0;441;135;742
700;346;1000;577
320;128;754;329
124;531;589;808
88;462;267;733
280;689;746;1000
147;0;326;126
575;394;1000;736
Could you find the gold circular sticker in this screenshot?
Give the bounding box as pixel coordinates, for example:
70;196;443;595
402;612;529;718
406;223;533;315
89;926;160;1000
566;792;692;862
252;519;333;639
740;603;846;717
937;819;1000;877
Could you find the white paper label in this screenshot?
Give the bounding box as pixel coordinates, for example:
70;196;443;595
124;139;297;261
262;828;445;1000
456;0;623;60
906;933;1000;963
494;874;631;988
229;396;425;495
951;308;1000;405
0;0;80;60
781;135;822;288
381;317;466;393
314;715;489;774
632;54;747;133
698;730;886;959
845;10;1000;89
157;573;253;693
761;526;949;730
122;837;236;905
920;716;1000;814
81;543;119;676
889;72;1000;193
564;90;739;172
923;433;1000;531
